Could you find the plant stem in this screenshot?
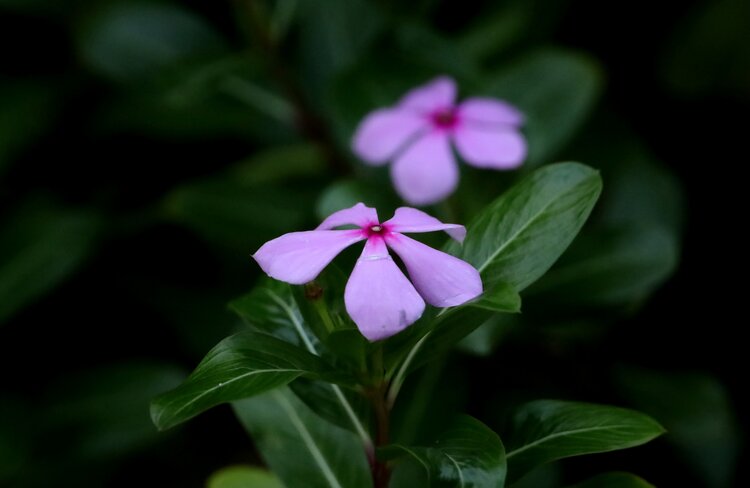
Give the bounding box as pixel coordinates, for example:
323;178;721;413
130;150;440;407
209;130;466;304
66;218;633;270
368;345;391;488
242;0;350;175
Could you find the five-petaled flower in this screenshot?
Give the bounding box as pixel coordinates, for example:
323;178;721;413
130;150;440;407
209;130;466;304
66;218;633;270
253;203;483;341
352;76;526;206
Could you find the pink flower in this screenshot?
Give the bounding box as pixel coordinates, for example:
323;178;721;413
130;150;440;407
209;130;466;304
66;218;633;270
253;203;483;341
352;76;526;206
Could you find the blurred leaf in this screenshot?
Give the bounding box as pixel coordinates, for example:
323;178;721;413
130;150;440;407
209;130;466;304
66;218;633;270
510;463;561;488
661;0;750;99
505;400;665;483
395;23;481;81
0;397;31;483
484;49;603;165
618;368;739;488
76;2;226;82
565;472;654;488
0;202;101;325
234;388;373;488
526;225;678;307
448;162;602;293
45;362;185;460
457;314;517;357
164;176;317;254
150;331;346;431
384;416;506;488
0;81;60;174
297;0;384;98
207;466;285;488
232;144;326;186
316;179;399;222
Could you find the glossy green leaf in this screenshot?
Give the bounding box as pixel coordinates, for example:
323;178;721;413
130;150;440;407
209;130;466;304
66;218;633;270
234;388;372;488
505;400;665;483
448;162;602;293
484;49;603;165
150;331;341;430
618;368;739;488
207;466;284;488
290;378;370;435
565;472;654;488
77;2;226;82
0;202;101;325
384;416;506;488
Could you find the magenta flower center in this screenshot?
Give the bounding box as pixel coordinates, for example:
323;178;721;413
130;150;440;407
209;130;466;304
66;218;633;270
365;223;389;238
431;108;459;129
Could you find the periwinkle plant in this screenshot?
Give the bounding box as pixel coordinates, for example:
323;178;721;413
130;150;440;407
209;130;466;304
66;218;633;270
150;77;665;488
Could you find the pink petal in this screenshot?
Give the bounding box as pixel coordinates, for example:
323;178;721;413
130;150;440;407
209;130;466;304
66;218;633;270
386;233;482;307
384;207;466;243
317;202;378;230
391;131;459;206
253;230;365;285
352;108;428;164
453;126;527;169
398;76;457;113
458;97;524;127
345;237;425;341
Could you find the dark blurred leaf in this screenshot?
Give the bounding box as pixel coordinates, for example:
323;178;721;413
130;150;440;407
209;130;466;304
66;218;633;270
505;400;664;483
234;387;373;488
0;202;102;325
448;162;602;293
526;225;678;308
76;2;226;82
484;49;603;166
0;81;60;174
0;397;31;483
510;463;561;488
45;362;185;460
618;368;739;488
661;0;750;99
297;0;384;98
150;331;347;430
316;179;399;222
395;23;481;81
207;466;284;488
383;416;506;488
565;472;654;488
163;176;317;254
232;143;326;185
457;314;517;357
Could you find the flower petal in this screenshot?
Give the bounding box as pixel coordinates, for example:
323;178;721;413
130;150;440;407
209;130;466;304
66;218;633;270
253;230;365;285
352;108;428;164
458;97;524;127
386;233;482;307
317;202;378;230
391;131;459;206
345;237;425;341
453;126;527;169
384;207;466;243
398;76;457;113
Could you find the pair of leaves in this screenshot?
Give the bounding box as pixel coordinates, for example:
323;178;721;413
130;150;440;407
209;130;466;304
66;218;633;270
385;400;662;487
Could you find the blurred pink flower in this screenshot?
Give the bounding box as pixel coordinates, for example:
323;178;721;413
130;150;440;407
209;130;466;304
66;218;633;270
352;76;526;205
253;203;482;341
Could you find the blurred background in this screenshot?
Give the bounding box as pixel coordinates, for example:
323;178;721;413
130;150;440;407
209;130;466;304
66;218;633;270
0;0;747;486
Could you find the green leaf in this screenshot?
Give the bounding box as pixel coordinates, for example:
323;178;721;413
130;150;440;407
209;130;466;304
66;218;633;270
234;388;373;488
385;416;506;488
231;144;326;186
617;368;739;488
0;202;101;325
448;162;602;293
207;466;285;488
289;378;370;435
45;362;185;461
0;397;31;483
484;49;603;165
505;400;665;483
0;81;60;174
565;472;655;488
150;331;341;430
316;179;399;222
76;2;226;82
